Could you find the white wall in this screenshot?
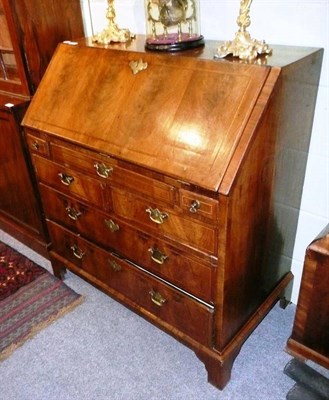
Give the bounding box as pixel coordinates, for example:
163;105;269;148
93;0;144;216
80;0;329;304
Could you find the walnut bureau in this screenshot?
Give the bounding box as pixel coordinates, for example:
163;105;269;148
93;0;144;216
22;37;323;389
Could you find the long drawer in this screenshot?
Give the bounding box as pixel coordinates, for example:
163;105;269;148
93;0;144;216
48;221;214;347
40;184;214;302
111;187;217;255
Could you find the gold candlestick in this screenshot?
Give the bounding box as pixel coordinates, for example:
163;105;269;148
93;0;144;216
215;0;272;61
93;0;134;44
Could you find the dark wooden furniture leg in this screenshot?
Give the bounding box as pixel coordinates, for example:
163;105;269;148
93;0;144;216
196;349;241;390
50;255;67;280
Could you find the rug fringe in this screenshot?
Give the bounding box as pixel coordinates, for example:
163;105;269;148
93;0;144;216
0;295;84;362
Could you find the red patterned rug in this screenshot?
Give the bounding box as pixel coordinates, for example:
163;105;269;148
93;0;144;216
0;242;83;360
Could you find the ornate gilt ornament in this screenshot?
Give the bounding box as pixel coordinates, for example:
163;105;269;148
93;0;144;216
92;0;135;45
215;0;272;61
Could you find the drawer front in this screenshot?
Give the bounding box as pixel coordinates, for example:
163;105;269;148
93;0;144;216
26;133;50;157
179;189;218;222
33;155;107;208
48;222;213;347
51;142;176;205
40;185;214;302
112;187;217;256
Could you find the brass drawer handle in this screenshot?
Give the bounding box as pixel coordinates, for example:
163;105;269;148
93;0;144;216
148;247;168;265
94;162;113;179
58;172;74;186
189;200;201;213
104;219;120;232
32;141;39;150
66;206;82;221
108;259;122;272
149;289;166;307
145;207;168;224
70;244;85;259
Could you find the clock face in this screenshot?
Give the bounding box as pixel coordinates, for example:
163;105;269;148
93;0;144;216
145;0;203;51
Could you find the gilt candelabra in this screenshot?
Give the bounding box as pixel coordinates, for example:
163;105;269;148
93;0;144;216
215;0;272;61
92;0;134;44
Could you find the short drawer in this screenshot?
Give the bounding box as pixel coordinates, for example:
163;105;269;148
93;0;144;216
179;189;218;222
33;155;107;208
112;187;217;256
26;133;50;157
51;141;176;205
40;184;214;302
48;222;214;347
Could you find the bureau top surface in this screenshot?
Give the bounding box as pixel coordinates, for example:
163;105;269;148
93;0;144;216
23;37;301;191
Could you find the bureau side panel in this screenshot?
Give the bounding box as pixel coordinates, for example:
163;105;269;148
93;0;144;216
215;105;277;350
215;49;323;351
262;49;324;292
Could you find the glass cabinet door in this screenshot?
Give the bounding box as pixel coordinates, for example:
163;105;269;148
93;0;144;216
0;0;19;82
0;0;29;95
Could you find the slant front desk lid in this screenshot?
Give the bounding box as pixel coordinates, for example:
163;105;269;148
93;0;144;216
23;39;276;192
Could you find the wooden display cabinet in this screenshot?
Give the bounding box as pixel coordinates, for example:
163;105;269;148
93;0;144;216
0;0;84;256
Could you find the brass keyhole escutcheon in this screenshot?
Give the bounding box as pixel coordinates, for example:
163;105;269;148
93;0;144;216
129;59;148;75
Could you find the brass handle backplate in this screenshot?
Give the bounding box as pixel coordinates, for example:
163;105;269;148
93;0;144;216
149;289;166;307
70;244;85;259
189;199;201;213
58;172;74;186
108;259;122;272
32;141;39;150
94;162;113;179
105;219;120;233
66;206;82;221
148;247;168;265
145;207;168;224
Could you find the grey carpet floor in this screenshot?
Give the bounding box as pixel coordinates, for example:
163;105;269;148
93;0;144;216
0;229;321;400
